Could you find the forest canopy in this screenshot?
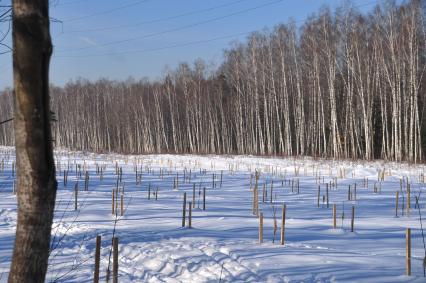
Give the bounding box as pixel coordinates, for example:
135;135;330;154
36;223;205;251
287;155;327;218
1;0;425;162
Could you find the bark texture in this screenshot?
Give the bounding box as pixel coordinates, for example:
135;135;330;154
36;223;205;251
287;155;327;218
8;0;57;282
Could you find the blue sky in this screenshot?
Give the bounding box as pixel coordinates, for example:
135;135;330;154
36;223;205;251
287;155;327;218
0;0;390;87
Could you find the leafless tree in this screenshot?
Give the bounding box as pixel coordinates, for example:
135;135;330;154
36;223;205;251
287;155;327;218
0;0;424;163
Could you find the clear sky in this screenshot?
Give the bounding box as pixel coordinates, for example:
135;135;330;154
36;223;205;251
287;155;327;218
0;0;389;88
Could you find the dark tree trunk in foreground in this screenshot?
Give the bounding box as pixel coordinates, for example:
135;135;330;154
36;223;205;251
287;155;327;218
8;0;57;282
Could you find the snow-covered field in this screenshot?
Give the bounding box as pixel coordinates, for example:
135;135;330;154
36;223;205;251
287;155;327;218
1;146;426;282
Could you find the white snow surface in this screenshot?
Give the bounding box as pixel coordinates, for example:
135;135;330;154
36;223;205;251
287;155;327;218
0;146;426;282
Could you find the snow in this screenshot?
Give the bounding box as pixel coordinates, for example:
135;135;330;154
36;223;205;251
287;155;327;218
0;146;426;282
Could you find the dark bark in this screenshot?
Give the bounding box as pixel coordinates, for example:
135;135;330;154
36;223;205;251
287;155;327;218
8;0;57;282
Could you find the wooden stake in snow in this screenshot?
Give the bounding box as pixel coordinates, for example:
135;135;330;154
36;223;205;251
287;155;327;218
280;204;286;245
203;188;206;211
317;186;321;208
253;172;259;215
94;235;101;283
406;228;411;276
182;192;187;227
74;183;78;211
188;202;192;228
351;206;355;232
84;171;89;191
120;193;124;216
259;212;263;244
333;204;337;229
112;189;115;215
113;237;118;283
192;183;196;208
348;185;351;201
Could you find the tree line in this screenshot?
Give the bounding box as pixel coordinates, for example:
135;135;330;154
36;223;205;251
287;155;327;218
1;0;425;162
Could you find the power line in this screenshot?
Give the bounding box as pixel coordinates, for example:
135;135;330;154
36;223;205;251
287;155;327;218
54;31;252;58
1;1;386;63
53;0;381;59
51;0;98;7
64;0;151;22
0;7;11;20
55;0;284;53
63;0;250;34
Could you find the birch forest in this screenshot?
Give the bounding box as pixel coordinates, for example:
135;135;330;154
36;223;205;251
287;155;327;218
1;0;425;162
